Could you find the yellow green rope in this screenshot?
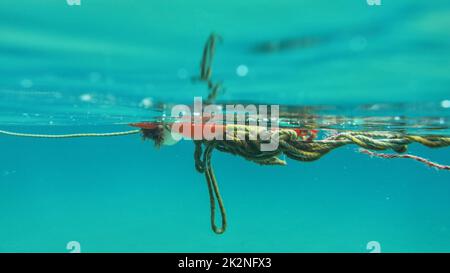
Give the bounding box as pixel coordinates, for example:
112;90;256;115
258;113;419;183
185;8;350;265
193;127;450;234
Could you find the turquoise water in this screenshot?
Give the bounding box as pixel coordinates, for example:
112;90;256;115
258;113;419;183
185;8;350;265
0;0;449;252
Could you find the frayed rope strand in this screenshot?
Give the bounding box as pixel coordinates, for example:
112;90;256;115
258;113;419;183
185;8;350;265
359;148;450;171
0;129;141;138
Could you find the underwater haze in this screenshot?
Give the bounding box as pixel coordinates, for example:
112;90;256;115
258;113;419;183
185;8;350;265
0;0;450;252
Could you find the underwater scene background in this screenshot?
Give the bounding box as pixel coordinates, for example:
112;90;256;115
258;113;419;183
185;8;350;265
0;0;449;252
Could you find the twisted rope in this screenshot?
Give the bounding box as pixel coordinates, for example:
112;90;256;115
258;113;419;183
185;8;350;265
193;126;450;233
194;33;224;105
193;141;227;234
203;142;227;234
360;149;450;170
195;33;450;234
209;127;450;166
